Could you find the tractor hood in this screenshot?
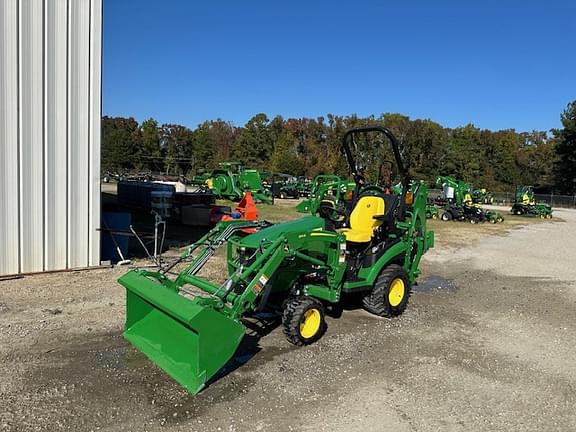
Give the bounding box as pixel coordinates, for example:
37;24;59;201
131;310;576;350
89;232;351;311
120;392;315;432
238;216;326;248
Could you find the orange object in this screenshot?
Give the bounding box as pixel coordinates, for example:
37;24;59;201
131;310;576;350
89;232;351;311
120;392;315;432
221;192;259;232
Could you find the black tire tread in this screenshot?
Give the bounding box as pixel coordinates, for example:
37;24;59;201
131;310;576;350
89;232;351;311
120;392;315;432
282;297;327;346
362;264;411;318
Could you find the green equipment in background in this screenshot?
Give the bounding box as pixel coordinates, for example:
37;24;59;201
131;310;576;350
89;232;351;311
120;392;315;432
119;126;434;394
271;174;300;199
436;176;504;224
295;174;355;214
425;202;439;219
296;176;312;197
510;186;553;218
205;162;273;204
472;188;494;205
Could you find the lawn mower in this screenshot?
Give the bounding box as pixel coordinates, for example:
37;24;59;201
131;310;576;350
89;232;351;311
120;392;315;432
271;174;300;199
472;188;494;205
425;201;439;219
510;185;553;218
436;176;503;224
296;176;313;197
119;126;434;395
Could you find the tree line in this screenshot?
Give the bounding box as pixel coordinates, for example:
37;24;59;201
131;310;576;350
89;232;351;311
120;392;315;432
102;101;576;194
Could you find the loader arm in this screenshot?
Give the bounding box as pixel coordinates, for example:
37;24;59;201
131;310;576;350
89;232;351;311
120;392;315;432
120;221;347;395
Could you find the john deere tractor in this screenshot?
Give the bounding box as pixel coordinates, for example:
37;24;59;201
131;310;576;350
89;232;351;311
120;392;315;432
425;201;439;219
436;175;503;224
472;188;494;205
510;186;552;218
119;126;434;394
271;174;300;199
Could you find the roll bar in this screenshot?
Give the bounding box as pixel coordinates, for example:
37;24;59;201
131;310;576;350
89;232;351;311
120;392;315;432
342;126;408;184
341;126;410;219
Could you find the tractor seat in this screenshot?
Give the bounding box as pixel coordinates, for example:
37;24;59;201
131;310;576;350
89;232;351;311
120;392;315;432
339;196;386;243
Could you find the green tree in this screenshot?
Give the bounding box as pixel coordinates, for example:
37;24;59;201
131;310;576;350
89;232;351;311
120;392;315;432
160;124;195;175
101;116;141;172
207;119;237;164
231;114;273;167
270;129;305;175
516;131;556;188
553;101;576;194
141;118;161;171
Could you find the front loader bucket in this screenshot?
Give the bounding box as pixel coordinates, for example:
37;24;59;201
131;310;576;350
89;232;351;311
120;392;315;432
119;270;245;394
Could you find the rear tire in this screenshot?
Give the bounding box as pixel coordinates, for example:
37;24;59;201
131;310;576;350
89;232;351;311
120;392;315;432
441;211;452;221
283;297;327;346
363;264;411;318
280;191;287;199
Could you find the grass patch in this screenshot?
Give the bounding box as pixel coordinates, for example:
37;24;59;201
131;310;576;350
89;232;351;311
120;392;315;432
216;198;302;223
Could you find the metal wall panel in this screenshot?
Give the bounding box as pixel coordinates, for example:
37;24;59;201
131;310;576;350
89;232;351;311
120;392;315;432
67;0;90;269
88;0;102;266
19;0;44;273
44;0;68;270
0;0;20;275
0;0;101;276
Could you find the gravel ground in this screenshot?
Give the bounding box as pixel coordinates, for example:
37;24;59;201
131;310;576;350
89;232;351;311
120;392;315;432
1;208;575;432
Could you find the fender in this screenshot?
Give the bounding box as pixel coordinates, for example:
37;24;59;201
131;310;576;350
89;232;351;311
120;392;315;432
343;240;408;291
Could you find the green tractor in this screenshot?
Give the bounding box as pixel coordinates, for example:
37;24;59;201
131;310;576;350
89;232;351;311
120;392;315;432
296;176;313;197
510;186;552;218
206;162;273;204
425;201;439;219
119;126;434;394
271;173;300;199
472;188;494;205
436;175;504;224
295;174;355;214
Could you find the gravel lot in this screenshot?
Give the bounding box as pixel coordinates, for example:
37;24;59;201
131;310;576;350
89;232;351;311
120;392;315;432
1;207;575;432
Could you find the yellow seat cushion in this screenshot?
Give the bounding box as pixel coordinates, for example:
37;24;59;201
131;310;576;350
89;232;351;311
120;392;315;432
339;196;386;243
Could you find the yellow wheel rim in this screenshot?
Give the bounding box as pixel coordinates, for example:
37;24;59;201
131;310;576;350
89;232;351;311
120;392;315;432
300;309;321;339
388;278;405;307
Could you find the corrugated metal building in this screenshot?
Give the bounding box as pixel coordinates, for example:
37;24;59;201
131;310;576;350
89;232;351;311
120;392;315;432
0;0;102;276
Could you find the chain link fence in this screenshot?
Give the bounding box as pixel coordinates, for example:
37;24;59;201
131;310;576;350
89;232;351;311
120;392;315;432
427;189;576;209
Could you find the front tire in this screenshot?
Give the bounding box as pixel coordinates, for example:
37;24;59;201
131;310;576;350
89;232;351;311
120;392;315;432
363;264;411;318
283;297;327;346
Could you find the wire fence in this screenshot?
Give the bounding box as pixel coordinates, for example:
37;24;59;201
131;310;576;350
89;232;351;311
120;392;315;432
427;189;576;209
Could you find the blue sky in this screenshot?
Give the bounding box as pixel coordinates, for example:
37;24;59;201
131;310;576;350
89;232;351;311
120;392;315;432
103;0;575;132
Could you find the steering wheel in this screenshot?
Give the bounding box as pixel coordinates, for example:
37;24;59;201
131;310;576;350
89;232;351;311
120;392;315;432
319;203;348;224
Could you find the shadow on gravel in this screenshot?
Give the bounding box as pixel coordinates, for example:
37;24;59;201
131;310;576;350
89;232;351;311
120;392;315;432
413;275;458;293
208;313;282;383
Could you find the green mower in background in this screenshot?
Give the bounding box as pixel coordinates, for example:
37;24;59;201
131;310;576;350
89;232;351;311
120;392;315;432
436;175;504;224
472;188;494;205
271;173;300;199
425;202;439;219
510;186;553;218
119;126;434;394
